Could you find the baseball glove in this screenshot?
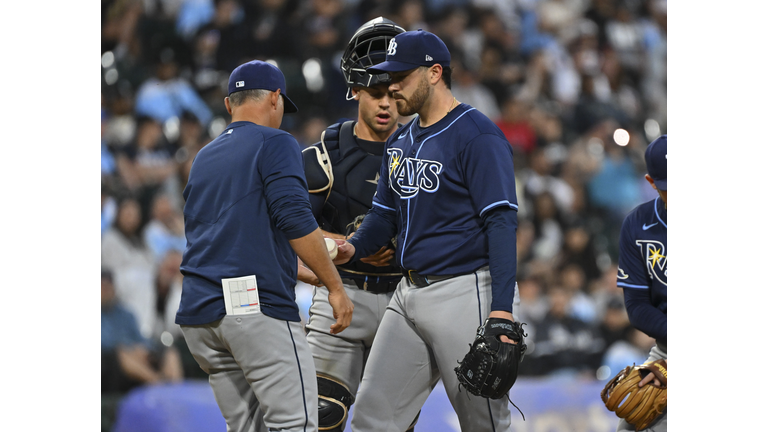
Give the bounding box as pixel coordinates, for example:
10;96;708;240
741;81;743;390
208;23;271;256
454;318;527;400
601;360;667;431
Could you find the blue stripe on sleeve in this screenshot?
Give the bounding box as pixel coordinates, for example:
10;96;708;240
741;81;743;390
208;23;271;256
480;200;519;218
617;282;649;289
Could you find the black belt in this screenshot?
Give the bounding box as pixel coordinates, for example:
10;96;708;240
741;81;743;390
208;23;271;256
402;270;457;288
342;278;401;294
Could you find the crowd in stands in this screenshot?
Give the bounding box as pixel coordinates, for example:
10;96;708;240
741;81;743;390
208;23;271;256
101;0;666;427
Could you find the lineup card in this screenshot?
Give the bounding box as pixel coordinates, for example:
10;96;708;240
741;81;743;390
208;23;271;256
222;275;261;315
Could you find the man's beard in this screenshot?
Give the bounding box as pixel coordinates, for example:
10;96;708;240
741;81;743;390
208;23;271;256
395;75;430;117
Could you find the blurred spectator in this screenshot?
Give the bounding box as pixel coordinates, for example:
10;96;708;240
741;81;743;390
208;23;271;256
571;72;629;134
433;6;480;69
295;115;331;147
143;193;187;262
243;0;301;60
171;111;209;153
299;0;349;60
153;251;184;340
496;98;537;155
134;48;213;126
194;0;252;73
556;221;602;282
175;0;216;40
102;184;119;237
102;110;118;179
477;44;525;108
530;191;565;263
516;276;548;325
161;148;197;212
450;59;501;121
600;328;656;382
596;296;633;357
559;263;598;324
521;148;575;216
102;0;143;56
525;286;603;377
115;116;179;211
589;263;627;319
102;269;183;395
389;0;429;31
101;197;158;339
586;135;642;222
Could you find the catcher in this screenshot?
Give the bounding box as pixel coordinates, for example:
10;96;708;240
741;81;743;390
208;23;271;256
604;135;668;431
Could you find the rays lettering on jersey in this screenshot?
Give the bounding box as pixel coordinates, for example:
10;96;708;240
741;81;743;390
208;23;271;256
635;240;667;286
387;148;443;199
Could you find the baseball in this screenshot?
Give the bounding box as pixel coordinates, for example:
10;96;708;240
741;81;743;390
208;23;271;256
325;237;338;260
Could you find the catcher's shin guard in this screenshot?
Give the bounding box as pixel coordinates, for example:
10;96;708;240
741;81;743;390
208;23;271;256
317;375;355;431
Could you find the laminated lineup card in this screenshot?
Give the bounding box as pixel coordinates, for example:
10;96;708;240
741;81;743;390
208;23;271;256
222;275;261;315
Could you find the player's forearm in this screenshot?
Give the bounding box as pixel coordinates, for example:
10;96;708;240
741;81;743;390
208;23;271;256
289;228;344;293
483;207;519;313
623;288;667;340
321;229;347;240
347;205;397;261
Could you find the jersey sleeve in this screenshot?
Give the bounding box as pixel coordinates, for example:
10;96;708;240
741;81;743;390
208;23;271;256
259;134;318;240
616;214;650;290
460;134;519;217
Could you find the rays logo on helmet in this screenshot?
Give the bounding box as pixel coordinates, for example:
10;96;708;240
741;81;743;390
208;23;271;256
387;148;443;199
635;240;667;285
387;39;397;56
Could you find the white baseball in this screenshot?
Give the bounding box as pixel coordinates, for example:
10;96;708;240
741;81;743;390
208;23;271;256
325;237;338;260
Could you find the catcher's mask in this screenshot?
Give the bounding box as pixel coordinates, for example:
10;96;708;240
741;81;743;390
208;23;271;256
340;16;405;100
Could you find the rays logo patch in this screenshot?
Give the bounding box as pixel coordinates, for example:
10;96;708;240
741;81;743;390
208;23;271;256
635;240;667;286
387;148;443;199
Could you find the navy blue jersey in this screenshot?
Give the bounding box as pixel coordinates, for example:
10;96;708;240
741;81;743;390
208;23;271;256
370;104;518;274
176;121;318;325
617;197;667;338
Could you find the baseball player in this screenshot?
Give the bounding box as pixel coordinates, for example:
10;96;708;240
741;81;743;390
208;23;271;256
176;59;354;432
300;18;421;432
614;134;667;431
333;29;522;432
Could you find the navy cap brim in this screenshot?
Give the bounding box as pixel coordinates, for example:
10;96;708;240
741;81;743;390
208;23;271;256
368;60;422;74
282;94;298;114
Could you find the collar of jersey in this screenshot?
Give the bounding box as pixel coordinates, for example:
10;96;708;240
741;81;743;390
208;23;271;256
410;103;469;138
399;104;476;159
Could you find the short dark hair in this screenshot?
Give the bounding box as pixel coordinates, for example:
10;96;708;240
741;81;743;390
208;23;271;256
441;65;453;89
228;89;270;107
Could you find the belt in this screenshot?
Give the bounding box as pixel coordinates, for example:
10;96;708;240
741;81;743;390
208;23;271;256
402;269;457;288
341;278;401;294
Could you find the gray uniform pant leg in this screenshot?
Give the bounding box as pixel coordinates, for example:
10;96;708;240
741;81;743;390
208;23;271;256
616;342;667;432
305;283;394;393
351;268;518;432
182;314;318;432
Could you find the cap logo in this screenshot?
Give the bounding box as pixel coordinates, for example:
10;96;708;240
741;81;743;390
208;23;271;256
426;55;433;61
387;39;397;56
236;81;245;88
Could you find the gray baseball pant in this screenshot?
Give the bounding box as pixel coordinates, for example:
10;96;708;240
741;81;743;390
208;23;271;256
350;267;521;432
182;313;318;432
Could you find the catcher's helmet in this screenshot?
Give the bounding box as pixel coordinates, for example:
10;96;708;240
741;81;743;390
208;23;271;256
340;17;405;94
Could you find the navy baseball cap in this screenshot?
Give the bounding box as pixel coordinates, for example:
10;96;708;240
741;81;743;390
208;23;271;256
645;134;667;190
227;60;298;113
367;29;451;73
